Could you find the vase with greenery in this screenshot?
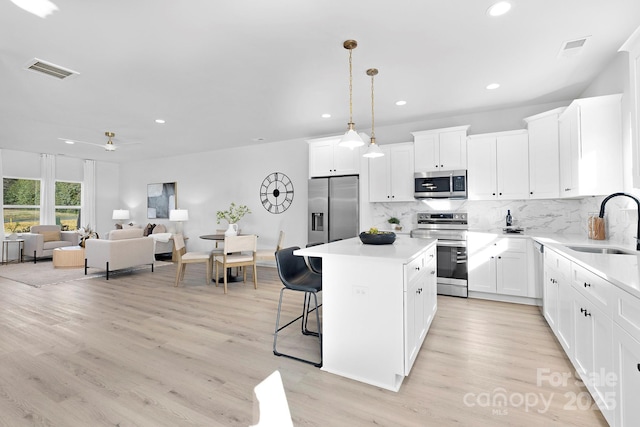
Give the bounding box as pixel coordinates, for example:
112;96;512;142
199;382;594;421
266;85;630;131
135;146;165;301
78;225;98;247
216;203;251;236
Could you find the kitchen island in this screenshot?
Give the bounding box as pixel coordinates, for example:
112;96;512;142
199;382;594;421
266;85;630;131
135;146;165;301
295;235;437;392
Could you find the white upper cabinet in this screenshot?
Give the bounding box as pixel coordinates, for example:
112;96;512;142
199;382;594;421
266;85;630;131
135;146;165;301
308;136;361;178
524;108;565;199
558;94;623;197
620;26;640;189
467;130;529;200
369;142;415;202
412;125;470;172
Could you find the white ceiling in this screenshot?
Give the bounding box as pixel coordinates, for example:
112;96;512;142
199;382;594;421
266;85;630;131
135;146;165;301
1;0;639;163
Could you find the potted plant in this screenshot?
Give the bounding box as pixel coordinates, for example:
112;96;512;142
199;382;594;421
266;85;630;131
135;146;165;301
6;220;21;239
78;225;99;247
216;202;251;236
388;217;402;231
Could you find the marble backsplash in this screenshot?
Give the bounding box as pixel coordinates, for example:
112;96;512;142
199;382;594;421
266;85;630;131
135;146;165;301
370;196;640;247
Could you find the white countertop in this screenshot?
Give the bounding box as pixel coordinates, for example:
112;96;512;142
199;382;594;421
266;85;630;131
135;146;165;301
471;229;640;298
295;235;437;263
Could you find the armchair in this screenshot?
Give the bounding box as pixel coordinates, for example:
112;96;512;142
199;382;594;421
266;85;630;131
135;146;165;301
23;225;79;263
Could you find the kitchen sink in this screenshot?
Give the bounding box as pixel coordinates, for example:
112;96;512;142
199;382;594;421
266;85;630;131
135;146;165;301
566;245;639;255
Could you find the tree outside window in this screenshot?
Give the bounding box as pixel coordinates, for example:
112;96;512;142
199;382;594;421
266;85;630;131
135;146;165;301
3;178;40;233
55;181;82;231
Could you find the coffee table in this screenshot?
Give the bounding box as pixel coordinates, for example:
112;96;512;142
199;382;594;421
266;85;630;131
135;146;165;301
53;246;85;268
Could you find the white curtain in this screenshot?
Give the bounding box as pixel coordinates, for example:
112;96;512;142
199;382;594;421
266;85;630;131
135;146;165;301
82;160;96;229
40;153;56;225
0;149;4;240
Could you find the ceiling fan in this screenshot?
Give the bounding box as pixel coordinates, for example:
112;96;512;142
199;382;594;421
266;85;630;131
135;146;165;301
58;131;141;151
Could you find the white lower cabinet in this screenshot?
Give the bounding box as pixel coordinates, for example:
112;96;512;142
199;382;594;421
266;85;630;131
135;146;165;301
468;234;529;298
542;246;640;426
612;284;640;427
404;246;437;374
572;287;615;425
613;326;640;427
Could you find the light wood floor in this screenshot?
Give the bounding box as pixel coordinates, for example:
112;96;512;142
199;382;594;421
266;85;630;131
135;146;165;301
0;263;608;426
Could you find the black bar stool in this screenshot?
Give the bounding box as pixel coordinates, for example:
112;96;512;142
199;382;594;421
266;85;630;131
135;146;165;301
273;246;322;367
305;242;323;274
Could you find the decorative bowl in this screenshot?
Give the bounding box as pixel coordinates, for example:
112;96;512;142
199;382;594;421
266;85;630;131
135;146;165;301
359;231;396;245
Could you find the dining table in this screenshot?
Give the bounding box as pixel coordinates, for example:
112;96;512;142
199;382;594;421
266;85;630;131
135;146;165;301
200;234;246;283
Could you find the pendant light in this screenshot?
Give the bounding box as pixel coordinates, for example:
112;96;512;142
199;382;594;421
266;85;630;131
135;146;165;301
363;68;384;158
338;40;365;149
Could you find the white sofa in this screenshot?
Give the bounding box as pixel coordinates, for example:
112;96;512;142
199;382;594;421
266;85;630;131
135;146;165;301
84;228;155;279
106;224;175;259
23;225;79;263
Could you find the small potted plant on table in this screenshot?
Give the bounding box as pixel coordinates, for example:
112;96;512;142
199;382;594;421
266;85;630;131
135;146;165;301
388;217;402;231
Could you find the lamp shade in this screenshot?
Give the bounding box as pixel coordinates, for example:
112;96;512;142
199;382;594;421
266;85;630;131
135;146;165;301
112;209;130;221
169;209;189;222
363;141;384;158
338;128;365;149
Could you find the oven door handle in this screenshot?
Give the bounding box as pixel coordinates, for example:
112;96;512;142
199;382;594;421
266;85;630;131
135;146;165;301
436;240;467;248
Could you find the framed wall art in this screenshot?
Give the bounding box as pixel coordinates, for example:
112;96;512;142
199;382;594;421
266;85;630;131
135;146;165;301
147;182;177;219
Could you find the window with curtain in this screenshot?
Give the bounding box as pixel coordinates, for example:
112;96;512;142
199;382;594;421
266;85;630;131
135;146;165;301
55;181;82;231
3;177;41;233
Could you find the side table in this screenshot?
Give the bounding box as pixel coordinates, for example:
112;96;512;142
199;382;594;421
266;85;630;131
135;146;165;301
53;246;85;268
2;239;24;264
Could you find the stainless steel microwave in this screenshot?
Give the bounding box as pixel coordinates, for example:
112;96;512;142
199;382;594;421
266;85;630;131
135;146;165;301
414;170;467;199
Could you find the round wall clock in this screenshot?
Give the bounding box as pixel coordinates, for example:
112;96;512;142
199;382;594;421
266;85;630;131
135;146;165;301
260;172;294;214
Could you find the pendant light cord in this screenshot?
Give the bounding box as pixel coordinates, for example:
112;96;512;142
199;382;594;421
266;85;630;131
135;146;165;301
370;72;375;140
348;47;354;126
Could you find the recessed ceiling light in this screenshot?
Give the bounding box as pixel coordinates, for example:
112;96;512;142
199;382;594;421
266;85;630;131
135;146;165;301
487;1;512;17
486;83;501;90
155;119;165;124
64;140;74;145
395;100;407;106
321;113;331;118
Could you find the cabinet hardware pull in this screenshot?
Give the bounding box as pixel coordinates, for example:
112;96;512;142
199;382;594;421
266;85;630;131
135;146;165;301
637;363;640;372
430;270;435;275
415;267;420;271
584;282;591;288
580;308;586;314
565;188;571;191
498;256;502;259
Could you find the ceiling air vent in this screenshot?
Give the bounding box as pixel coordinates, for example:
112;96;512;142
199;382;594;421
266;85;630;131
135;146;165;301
23;58;79;80
558;36;591;59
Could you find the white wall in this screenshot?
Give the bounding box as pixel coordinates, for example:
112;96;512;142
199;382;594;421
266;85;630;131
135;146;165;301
119;138;309;253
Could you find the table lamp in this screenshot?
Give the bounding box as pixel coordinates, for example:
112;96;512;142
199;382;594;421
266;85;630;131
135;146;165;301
112;209;130;226
169;209;189;234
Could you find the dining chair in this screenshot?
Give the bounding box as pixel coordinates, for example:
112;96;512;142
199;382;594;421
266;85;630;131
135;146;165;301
214;234;257;294
173;233;213;287
255;230;285;262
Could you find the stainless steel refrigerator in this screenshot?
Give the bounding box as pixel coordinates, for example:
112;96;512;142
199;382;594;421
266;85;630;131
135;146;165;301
308;175;359;244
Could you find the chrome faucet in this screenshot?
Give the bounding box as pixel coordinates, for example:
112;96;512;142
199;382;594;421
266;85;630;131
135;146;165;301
599;192;640;251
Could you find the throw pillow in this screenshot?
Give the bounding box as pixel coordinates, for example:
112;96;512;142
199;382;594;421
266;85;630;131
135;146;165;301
41;230;61;242
143;223;157;236
153;224;167;234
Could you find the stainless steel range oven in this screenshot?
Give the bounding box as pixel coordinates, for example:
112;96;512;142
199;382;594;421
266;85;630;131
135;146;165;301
410;212;468;298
